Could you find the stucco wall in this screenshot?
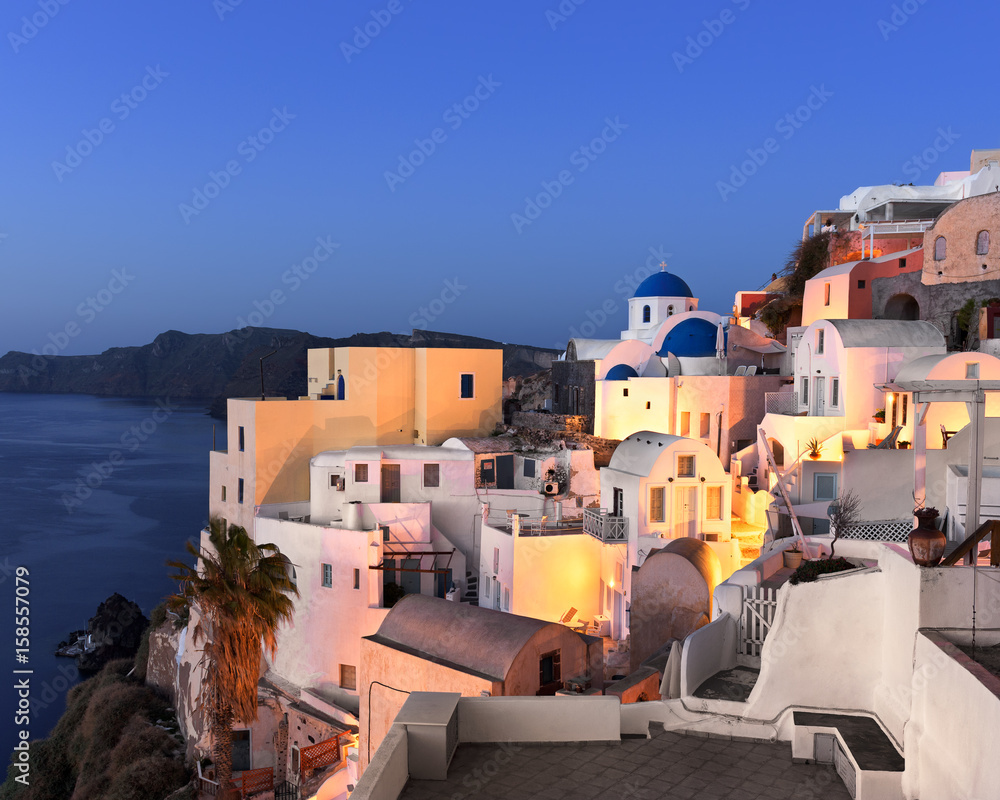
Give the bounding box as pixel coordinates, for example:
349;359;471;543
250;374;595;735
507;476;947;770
511;532;603;624
503;625;597;696
457;695;620;743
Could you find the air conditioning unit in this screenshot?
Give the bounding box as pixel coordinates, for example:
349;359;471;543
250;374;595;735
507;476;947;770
543;481;560;495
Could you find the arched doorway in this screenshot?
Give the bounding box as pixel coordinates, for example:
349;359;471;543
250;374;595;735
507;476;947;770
884;293;920;321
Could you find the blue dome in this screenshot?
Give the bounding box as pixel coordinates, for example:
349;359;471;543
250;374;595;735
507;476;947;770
604;363;639;381
657;318;725;358
634;270;693;299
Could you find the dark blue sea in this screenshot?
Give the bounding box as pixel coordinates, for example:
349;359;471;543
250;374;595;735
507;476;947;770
0;394;220;766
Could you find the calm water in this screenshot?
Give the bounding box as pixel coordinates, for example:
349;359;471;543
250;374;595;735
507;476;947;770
0;393;219;763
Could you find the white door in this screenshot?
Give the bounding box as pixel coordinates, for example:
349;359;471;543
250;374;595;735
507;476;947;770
674;486;698;538
814;377;826;416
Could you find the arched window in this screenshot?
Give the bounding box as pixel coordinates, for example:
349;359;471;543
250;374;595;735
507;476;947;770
977;230;990;256
642;305;651;323
934;236;947;261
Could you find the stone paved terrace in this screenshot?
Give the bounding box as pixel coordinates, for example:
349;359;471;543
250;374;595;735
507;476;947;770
399;728;852;800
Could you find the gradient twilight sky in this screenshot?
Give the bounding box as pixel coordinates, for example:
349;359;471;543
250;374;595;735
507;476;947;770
2;0;998;356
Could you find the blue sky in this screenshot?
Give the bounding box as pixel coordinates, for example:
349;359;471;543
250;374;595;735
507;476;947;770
2;0;997;356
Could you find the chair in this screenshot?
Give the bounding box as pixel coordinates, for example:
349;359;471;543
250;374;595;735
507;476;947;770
940;424;956;447
558;607;578;625
733;365;747;376
867;426;903;450
745;365;758;376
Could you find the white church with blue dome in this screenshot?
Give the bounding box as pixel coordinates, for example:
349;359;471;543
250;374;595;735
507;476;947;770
622;267;699;342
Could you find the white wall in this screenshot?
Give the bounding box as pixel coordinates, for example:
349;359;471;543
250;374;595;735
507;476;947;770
457;696;620;743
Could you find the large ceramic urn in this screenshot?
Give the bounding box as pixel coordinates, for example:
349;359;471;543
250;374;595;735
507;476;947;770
908;507;945;567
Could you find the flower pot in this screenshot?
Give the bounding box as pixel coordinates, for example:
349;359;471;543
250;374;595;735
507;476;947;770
783;549;803;569
908;507;945;567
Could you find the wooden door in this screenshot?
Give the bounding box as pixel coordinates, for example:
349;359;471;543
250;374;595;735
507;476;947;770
381;464;400;503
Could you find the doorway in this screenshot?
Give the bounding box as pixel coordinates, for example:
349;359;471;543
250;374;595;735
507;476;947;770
674;485;698;538
814;377;825;416
380;464;400;503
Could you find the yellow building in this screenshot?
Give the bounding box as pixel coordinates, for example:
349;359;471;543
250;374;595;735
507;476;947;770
211;346;503;532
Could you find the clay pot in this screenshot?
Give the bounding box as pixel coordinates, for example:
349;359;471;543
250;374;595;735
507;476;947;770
908;507;945;567
783;549;804;569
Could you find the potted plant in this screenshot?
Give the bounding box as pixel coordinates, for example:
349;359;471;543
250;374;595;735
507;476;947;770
873;408;885;423
806;438;822;459
897;440;911;450
783;542;804;569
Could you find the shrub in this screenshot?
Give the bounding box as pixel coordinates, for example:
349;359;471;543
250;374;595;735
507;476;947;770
789;557;856;584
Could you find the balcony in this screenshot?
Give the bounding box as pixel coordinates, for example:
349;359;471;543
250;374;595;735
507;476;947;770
765;391;799;416
583;509;628;543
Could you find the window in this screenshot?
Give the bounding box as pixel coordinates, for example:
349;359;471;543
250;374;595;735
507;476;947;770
355;463;368;483
680;411;690;437
934;236;947;261
238;426;245;452
460;373;474;398
322;563;332;588
677;455;695;477
237;478;244;504
381;525;390;542
901;394;908;426
642;305;651;323
813;473;837;501
503;587;509;611
706;486;722;520
524;459;535;478
831;378;839;407
816;329;824;355
857;279;866;289
483;576;490;599
353;568;360;590
221;485;227;502
649;487;665;523
967;361;981;379
539;650;561;687
823;283;831;306
623;388;629;397
801;377;809;406
423;463;440;487
899;258;907;269
493;547;500;574
340;664;357;691
699;412;710;438
646;401;651;410
978;231;990;256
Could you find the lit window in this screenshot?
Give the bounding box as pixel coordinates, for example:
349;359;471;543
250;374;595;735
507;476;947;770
642;305;651;323
355;463;368;483
831;378;839;407
977;231;990;256
340;664;357;691
680;411;690;437
460;373;474;398
816;329;824;355
824;283;831;306
322;563;332;588
813;474;837;501
353;568;360;590
967;362;981;379
934;236;947;261
649;487;664;523
238;426;245;452
706;486;722;520
238;478;244;504
423;463;440;487
677;455;695;477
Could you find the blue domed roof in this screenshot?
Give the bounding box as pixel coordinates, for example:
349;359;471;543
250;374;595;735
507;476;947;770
657;318;725;358
634;270;693;299
604;363;639;381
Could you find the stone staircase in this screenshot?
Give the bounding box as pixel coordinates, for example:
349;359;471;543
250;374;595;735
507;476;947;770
462;570;479;606
731;517;766;566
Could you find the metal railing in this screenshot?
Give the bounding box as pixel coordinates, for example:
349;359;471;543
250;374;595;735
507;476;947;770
765;391;799;416
859;219;934;235
583;509;628;542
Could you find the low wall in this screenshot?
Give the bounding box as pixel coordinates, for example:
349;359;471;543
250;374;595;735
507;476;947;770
905;631;1000;800
350;724;408;800
458;695;620;743
605;666;662;704
680;613;737;698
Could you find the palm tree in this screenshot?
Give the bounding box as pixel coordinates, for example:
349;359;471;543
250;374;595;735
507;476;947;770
168;520;298;796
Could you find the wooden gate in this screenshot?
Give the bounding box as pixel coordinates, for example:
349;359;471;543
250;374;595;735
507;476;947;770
741;586;778;659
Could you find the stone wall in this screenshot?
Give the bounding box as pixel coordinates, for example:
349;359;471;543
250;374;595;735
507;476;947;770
144;621;181;704
512;411;588;432
920;193;1000;286
552;360;597;429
